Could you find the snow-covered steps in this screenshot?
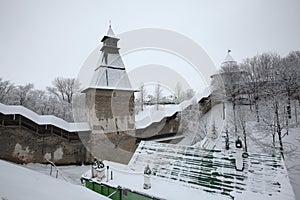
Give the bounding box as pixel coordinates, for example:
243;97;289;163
127;141;295;199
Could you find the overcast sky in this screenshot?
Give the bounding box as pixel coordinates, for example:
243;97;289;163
1;0;300;89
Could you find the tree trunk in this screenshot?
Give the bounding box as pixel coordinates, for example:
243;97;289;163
278;130;284;159
243;127;247;152
285;108;289;135
248;94;253;112
255;101;259;122
232;98;237;133
287;95;291;119
294;100;298;127
275;102;284;158
222;102;225;120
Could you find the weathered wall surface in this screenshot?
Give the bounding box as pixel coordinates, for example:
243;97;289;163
0;127;91;165
85;88;135;134
87;131;137;165
83;88;137;164
136;113;180;139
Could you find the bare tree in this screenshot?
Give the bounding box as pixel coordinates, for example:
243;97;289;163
215;63;246;133
237;105;248;152
155;82;162;110
14;83;34;106
241;53;281;122
47;77;80;103
26;89;47;114
140;83;146;111
175;82;182;103
258;53;287;157
279;51;300;119
0;78;14;104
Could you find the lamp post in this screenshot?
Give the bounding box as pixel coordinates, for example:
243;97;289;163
235;137;244;171
143;164;152;189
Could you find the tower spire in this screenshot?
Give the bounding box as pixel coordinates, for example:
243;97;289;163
105;20;115;37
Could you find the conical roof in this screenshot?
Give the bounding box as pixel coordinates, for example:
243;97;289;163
89;24;133;90
101;23;119;42
223;54;235;63
222;50;237;66
106;25;115;37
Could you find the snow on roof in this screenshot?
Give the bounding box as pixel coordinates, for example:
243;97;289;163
82;161;227;200
82;141;294;199
97;53;125;70
0;159;109;200
125;141;295;199
0;103;91;132
89;27;133;91
135;88;210;129
90;65;132;89
81;86;136;93
106;26;115;37
222;53;237;66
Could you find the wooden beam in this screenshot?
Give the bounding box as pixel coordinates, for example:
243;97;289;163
19;115;21;129
42;136;44;155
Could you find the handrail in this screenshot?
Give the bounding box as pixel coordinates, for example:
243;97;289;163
45;158;69;182
107;191;117;198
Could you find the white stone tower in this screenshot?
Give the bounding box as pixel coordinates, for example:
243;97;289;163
82;24;136;164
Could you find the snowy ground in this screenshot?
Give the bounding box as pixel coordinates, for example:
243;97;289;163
198;102;300;199
1;99;298;199
0;160;109;200
23;163;90;185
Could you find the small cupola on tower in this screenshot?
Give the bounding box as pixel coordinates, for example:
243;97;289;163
221;49;237;67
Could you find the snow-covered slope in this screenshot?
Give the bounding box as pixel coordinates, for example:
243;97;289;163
0;160;109;200
207;103;300;199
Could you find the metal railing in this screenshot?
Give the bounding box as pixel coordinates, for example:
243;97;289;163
45;158;69;182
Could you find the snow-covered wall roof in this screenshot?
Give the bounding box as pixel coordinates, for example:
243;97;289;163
135;88;210;129
0;103;91;132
